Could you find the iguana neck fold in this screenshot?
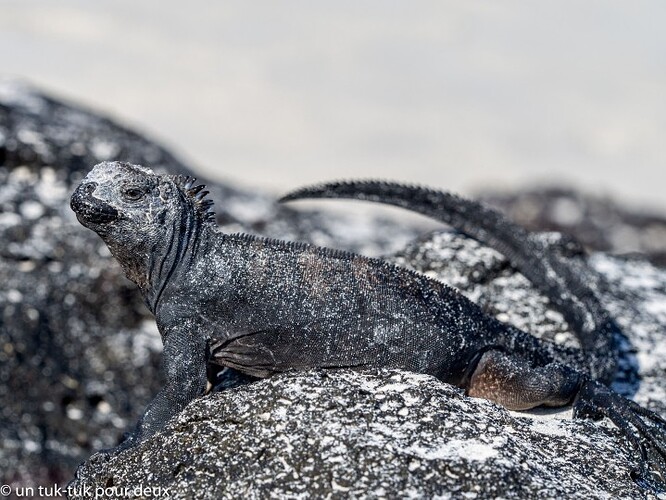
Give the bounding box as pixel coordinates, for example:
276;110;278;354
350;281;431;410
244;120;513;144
143;189;204;314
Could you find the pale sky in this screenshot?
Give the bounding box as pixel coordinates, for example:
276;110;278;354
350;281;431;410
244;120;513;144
1;1;665;211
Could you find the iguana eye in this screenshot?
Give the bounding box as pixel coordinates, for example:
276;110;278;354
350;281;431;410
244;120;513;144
123;187;145;201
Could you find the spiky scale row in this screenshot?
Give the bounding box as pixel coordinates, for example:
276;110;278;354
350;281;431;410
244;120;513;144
171;175;216;223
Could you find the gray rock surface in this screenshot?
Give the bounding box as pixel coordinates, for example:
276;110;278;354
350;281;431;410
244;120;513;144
70;370;639;499
1;80;665;498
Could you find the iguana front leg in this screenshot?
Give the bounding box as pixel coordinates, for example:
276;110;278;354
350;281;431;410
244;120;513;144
117;320;208;451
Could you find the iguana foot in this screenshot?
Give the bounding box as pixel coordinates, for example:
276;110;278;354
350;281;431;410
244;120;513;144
574;379;666;492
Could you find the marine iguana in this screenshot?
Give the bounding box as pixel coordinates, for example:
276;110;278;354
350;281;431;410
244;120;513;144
70;162;666;489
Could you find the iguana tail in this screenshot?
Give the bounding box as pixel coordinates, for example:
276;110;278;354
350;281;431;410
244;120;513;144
280;180;618;381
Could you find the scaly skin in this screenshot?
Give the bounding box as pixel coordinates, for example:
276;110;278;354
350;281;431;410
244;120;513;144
70;162;665;490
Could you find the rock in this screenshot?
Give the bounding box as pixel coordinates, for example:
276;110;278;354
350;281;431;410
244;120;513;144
69;370;639;499
68;231;666;499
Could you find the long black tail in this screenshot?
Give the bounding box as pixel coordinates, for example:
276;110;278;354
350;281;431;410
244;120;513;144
280;180;618;382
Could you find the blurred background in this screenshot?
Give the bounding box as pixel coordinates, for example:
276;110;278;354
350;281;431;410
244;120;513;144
1;0;665;209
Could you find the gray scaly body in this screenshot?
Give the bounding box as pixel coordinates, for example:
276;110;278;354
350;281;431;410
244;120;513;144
70;162;665;491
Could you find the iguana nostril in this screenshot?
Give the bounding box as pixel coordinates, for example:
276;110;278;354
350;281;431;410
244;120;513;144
83;182;97;195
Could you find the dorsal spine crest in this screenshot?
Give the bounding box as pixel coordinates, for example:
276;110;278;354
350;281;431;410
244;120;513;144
171;175;216;223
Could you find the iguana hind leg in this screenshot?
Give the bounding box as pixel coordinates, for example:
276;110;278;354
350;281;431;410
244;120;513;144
466;349;581;411
468;350;666;490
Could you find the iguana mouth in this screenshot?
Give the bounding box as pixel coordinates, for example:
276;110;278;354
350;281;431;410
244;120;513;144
70;181;119;224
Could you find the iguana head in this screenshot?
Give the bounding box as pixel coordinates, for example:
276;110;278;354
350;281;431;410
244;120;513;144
71;161;214;287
